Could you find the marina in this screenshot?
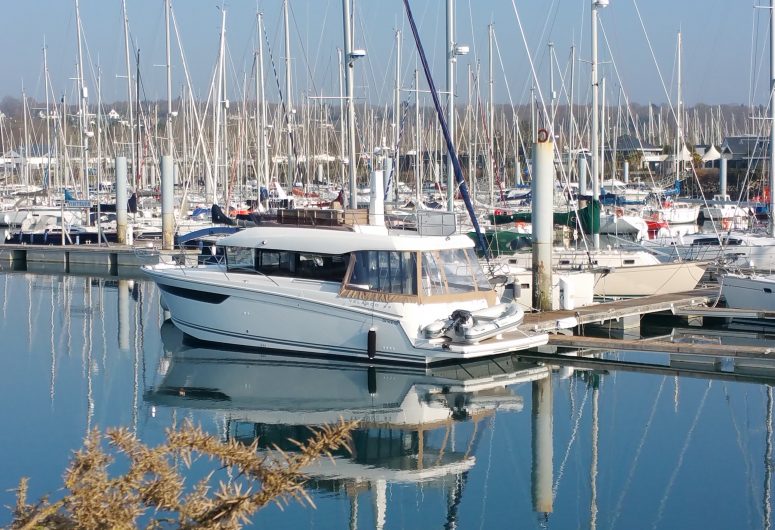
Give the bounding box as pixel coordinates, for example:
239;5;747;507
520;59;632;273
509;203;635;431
2;0;775;527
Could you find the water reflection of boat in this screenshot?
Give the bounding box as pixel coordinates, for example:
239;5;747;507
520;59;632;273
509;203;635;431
145;323;553;522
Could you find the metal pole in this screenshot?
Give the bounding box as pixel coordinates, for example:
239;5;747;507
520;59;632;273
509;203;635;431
161;155;174;250
165;0;173;155
770;0;775;236
394;30;401;204
284;0;294;187
415;67;421;204
122;0;136;192
343;0;358;209
116;156;128;244
532;134;554;311
591;0;601;249
488;24;494;207
258;13;269;195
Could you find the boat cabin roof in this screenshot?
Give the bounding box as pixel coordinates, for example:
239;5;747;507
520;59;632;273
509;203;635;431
216;225;476;254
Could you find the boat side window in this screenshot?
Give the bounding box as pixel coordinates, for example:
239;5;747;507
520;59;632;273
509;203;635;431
348;251;417;295
421;248;491;295
256;250;347;282
225;246;255;272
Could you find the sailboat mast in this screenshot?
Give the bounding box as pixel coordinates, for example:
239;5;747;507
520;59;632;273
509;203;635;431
394;29;401;203
675;31;682;183
488;24;494;207
770;0;775;236
284;0;294;187
44;42;52;191
342;0;358;209
445;0;456;212
165;0;173;155
591;0;607;250
122;0;136;191
75;0;88;201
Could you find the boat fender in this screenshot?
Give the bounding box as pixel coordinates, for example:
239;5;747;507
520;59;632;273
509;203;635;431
367;366;377;395
367;328;377;359
510;282;521;301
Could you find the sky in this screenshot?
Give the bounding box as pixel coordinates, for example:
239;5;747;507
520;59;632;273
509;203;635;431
0;0;761;110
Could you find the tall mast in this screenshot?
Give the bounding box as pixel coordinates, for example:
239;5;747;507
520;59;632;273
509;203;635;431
769;0;775;236
591;0;607;250
675;31;682;183
415;67;421;204
75;0;88;201
256;12;269;193
393;29;401;203
343;0;358;208
338;48;345;188
44;41;52;191
445;0;455;211
488;23;494;207
22;87;29;186
165;0;173;155
212;8;226;205
284;0;294;186
122;0;136;190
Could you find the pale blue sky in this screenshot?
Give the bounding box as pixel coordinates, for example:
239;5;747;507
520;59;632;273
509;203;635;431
0;0;759;108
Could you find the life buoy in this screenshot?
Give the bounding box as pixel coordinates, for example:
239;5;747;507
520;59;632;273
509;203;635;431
615;207;624;218
537;128;549;143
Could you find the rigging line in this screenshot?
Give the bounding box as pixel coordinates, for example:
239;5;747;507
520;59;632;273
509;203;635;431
508;0;591;257
652;379;713;530
477;415;496;530
552;382;591;500
401;0;488;258
262;19;300;183
597;21;725;247
723;382;760;526
288;0;322;96
610;376;667;530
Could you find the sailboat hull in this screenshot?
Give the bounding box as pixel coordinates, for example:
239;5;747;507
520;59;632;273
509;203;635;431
592;261;708;298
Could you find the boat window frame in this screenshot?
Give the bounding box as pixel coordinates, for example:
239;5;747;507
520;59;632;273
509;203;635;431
340;248;496;305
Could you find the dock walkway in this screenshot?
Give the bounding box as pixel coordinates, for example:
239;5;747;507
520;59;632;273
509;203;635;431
523;288;718;332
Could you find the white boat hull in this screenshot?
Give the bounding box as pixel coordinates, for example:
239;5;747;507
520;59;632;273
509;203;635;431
592;261;708;298
146;265;547;364
721;274;775;311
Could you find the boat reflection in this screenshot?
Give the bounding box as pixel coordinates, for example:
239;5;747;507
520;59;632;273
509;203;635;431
146;323;554;523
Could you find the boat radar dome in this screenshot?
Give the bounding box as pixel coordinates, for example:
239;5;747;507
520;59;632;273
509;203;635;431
350;49;366;60
594;0;609;7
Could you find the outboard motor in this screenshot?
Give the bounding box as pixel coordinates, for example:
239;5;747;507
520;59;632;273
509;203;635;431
450;309;474;338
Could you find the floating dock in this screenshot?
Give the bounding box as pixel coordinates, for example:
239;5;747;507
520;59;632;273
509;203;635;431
523;288;718;332
0;242;199;273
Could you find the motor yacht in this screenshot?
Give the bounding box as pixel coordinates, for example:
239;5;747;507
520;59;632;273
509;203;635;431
144;210;547;364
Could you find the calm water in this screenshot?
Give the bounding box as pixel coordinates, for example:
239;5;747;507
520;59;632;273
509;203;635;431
0;270;773;529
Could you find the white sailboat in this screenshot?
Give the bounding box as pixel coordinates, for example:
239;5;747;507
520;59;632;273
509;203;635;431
721;0;775;309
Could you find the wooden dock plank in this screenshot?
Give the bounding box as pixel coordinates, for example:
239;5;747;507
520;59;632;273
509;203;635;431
547;334;775;358
522;288;717;332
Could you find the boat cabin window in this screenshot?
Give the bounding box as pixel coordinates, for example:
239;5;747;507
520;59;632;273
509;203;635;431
225;247;347;282
348;251;418;295
224;246;255;272
421;248;491;296
341;247;493;303
255;250;348;282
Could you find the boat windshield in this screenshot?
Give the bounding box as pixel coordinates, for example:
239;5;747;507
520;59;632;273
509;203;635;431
421;248;492;296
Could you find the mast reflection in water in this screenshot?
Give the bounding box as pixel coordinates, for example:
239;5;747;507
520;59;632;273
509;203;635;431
1;272;775;528
146;323;552;529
